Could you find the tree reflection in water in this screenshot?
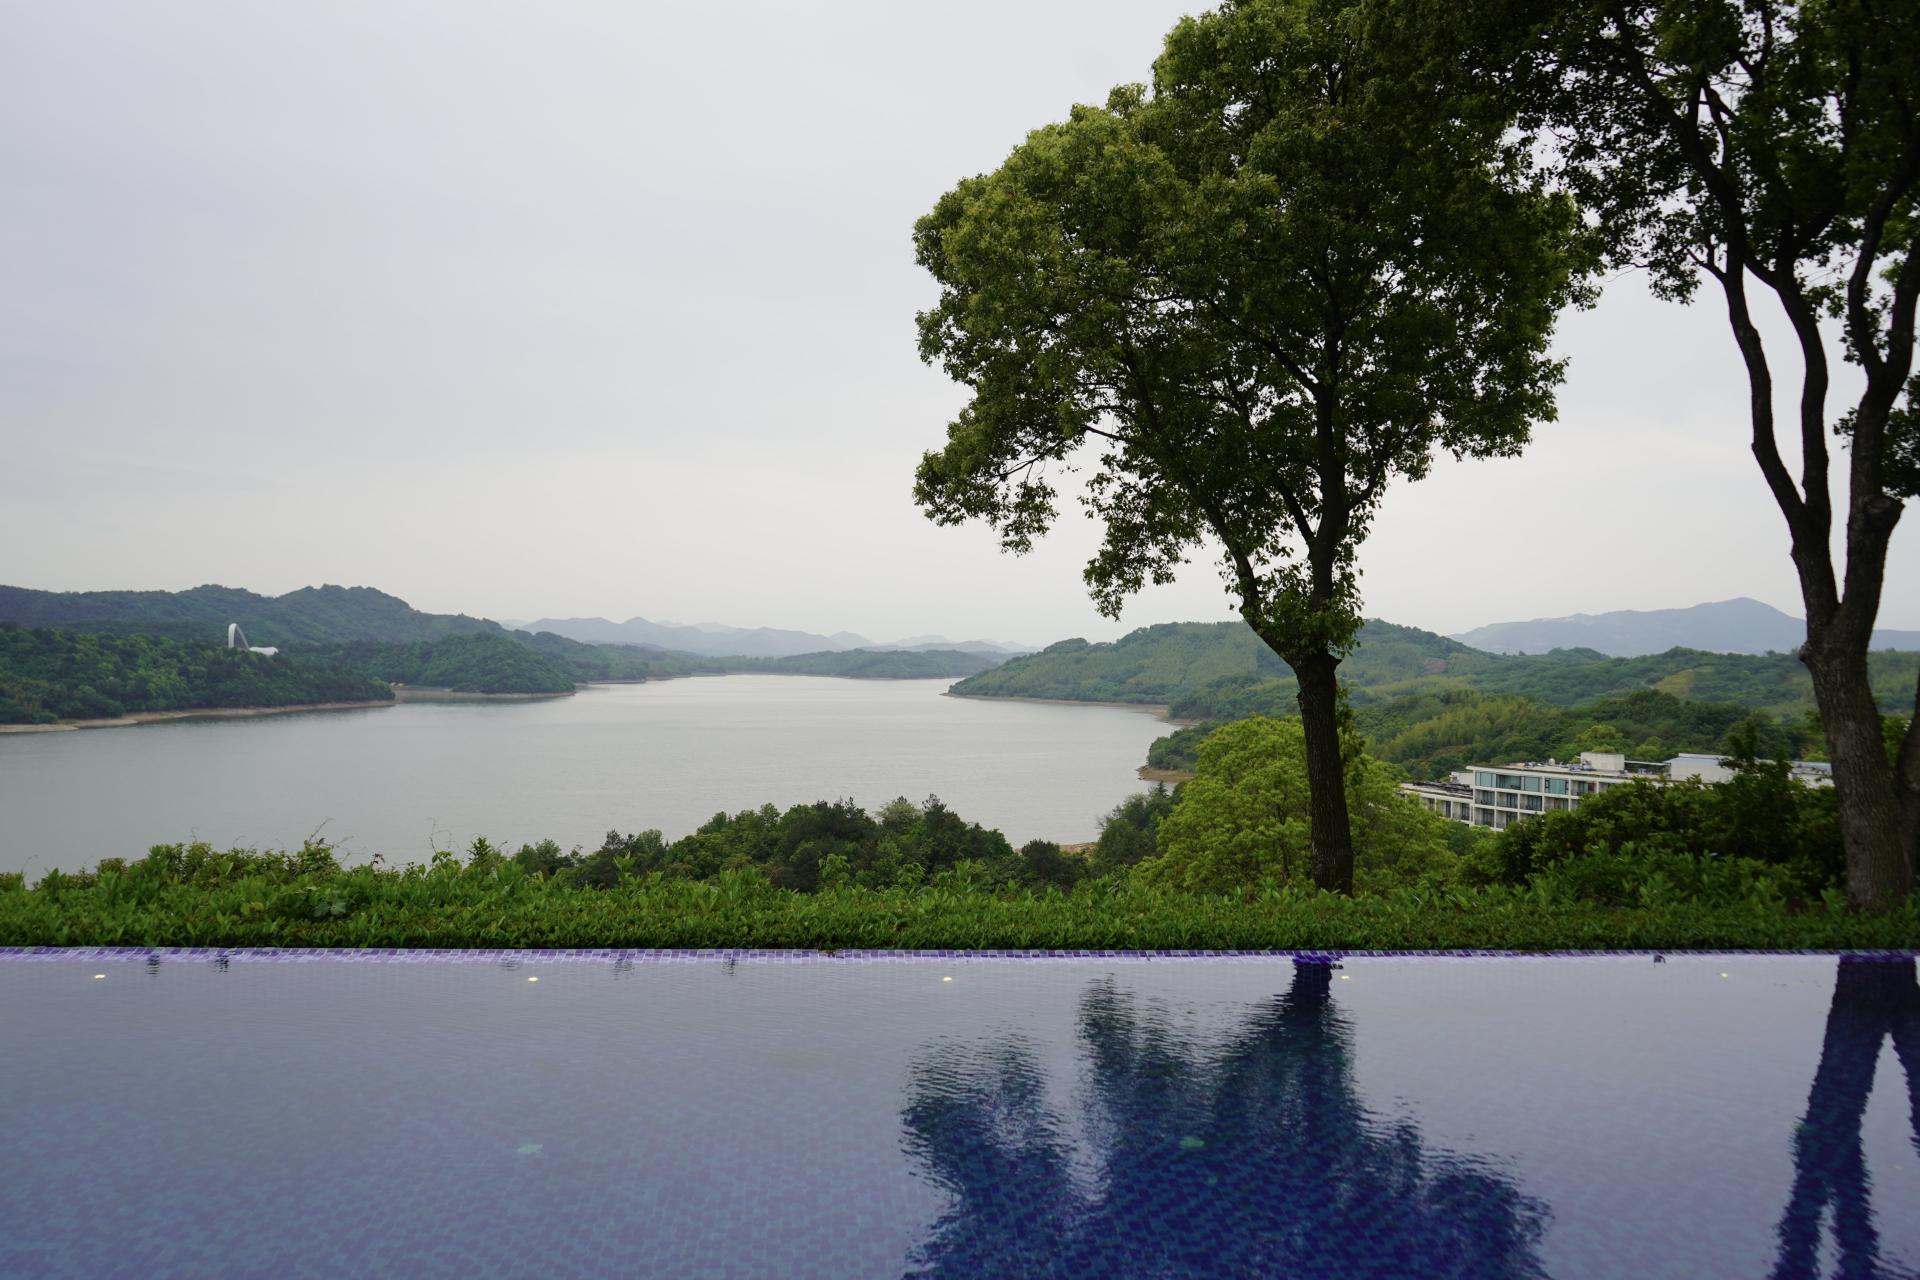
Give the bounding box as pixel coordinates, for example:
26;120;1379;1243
1772;956;1920;1280
901;961;1548;1279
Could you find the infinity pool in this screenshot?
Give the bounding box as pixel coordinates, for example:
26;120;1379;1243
2;951;1915;1279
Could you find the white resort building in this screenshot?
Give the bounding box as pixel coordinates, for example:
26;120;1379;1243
1401;750;1832;830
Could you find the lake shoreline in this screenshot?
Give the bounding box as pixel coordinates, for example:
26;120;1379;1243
946;691;1196;722
393;687;574;701
0;698;397;734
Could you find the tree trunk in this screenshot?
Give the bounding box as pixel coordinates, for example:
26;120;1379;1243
1771;956;1920;1275
1803;621;1920;912
1258;639;1355;895
1712;267;1920;912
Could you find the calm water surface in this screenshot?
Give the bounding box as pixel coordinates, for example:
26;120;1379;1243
1;951;1915;1279
0;676;1174;875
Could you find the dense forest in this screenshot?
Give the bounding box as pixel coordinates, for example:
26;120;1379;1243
1149;687;1826;778
510;794;1054;894
287;633;578;695
0;623;393;724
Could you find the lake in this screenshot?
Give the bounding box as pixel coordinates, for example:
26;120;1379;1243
0;676;1175;877
3;950;1914;1279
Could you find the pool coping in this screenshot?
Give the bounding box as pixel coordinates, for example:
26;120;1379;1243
3;946;1915;964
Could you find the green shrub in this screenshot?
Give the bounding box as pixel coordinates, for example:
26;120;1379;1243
1093;787;1178;875
1138;716;1457;894
1490;746;1843;898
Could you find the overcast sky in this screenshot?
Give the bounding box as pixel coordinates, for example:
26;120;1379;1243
3;0;1912;645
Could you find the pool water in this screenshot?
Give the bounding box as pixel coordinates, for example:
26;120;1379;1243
2;951;1915;1279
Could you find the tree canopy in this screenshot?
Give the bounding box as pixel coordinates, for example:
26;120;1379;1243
0;623;393;723
914;0;1594;892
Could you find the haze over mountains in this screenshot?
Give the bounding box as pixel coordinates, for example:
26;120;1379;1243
1449;598;1920;657
502;616;1034;659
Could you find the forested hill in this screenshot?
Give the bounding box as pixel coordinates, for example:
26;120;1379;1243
0;583;509;647
0;624;393;724
952;619;1918;720
287;633;578;695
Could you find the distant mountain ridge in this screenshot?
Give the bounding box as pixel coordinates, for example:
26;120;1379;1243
515;615;1033;659
1448;597;1920;657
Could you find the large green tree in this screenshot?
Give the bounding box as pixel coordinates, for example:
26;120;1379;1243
1544;0;1920;909
912;0;1592;891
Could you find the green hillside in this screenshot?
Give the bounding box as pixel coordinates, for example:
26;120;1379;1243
289;633;577;695
947;622;1289;703
0;583;509;647
0;624;393;724
957;619;1917;720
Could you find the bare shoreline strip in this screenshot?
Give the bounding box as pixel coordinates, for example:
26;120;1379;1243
0;699;397;734
392;687;574;702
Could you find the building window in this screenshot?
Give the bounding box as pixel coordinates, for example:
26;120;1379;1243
1546;796;1569;811
1545;777;1567;794
1476;790;1496;806
1522;777;1542;793
1521;794;1543;811
1498;792;1518;809
1474;808;1495;825
1476;772;1495;787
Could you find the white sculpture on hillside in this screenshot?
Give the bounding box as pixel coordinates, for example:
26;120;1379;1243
227;623;279;657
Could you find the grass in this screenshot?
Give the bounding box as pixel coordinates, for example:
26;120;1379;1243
3;855;1914;952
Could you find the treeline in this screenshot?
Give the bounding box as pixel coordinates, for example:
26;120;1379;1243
8;835;1914;951
1149;687;1827;780
0;623;393;724
1140;715;1850;902
502;794;1081;894
8;724;1904;950
286;633;578;695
